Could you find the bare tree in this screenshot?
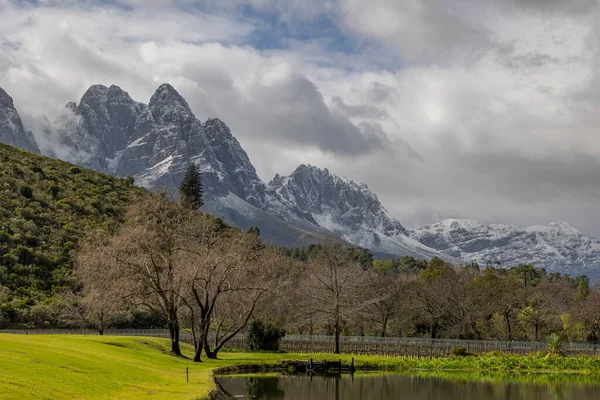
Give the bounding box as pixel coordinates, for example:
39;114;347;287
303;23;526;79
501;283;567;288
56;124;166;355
518;283;572;341
78;196;192;355
182;227;286;361
58;291;128;335
413;259;459;339
573;291;600;341
472;269;525;340
364;272;413;337
300;244;375;354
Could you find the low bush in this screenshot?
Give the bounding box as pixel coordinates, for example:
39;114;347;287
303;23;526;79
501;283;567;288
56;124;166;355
451;346;471;357
247;319;286;351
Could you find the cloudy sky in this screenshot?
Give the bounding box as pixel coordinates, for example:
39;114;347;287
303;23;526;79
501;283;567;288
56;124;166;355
1;0;600;234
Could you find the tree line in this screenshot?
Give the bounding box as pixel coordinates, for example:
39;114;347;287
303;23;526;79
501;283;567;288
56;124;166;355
38;164;600;358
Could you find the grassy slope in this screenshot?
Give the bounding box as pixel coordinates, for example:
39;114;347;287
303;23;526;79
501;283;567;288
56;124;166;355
0;144;146;320
2;335;600;400
0;334;281;400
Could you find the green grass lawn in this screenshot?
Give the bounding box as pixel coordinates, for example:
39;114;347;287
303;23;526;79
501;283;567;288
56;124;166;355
0;334;286;400
2;334;600;399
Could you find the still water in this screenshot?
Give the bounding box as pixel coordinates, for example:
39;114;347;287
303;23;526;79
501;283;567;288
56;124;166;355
215;373;600;400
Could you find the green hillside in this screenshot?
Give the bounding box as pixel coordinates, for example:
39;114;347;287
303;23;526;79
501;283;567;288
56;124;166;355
0;143;147;326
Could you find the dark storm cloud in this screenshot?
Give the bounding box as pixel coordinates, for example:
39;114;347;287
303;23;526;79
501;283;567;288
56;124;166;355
357;122;421;161
331;96;389;119
178;65;405;158
457;152;600;202
366;82;399;104
484;0;599;15
495;42;565;70
243;74;393;156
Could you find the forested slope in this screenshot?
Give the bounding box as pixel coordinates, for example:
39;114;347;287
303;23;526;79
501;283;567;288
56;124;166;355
0;143;146;325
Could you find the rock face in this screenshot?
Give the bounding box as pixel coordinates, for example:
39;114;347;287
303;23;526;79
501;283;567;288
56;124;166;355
46;84;253;197
0;87;39;153
410;219;600;278
269;165;445;259
43;84;340;247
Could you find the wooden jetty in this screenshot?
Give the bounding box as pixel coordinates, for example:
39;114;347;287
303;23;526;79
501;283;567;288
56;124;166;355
278;358;356;374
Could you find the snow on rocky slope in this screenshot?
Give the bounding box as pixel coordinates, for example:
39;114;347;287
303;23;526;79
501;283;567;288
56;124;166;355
269;165;445;259
39;84;340;247
410;219;600;277
0;87;39;153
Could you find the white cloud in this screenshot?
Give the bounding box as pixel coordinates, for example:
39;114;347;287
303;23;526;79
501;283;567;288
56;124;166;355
2;0;600;236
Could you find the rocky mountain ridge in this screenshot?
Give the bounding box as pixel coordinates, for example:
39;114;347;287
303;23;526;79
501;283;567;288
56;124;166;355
410;219;600;278
44;83;341;247
2;83;600;277
270;164;442;259
0;87;39;153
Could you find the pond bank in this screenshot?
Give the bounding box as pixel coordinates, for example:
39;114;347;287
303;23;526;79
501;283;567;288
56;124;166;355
205;353;600;399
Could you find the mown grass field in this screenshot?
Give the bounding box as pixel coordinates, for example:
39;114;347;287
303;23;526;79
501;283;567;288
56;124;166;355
0;334;291;400
2;334;600;399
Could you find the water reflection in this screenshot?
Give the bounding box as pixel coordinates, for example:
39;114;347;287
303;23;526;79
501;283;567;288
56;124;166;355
215;372;600;400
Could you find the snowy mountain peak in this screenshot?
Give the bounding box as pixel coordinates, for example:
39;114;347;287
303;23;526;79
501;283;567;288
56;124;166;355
411;220;600;278
78;84;138;118
437;219;490;231
107;84;130;98
270;173;285;190
204;117;227;130
268;164;448;260
149;83;194;124
49;83;153;172
204;118;239;145
548;221;580;231
278;164;385;212
526;221;583;236
0;87;40;154
79;84;109;106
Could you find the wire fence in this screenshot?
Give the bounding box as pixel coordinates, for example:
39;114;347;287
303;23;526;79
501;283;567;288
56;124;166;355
279;335;600;357
2;329;599;357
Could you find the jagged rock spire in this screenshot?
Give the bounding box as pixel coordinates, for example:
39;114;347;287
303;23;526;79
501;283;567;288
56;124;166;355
0;87;40;153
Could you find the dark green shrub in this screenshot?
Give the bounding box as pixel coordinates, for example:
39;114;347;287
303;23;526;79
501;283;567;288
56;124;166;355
19;186;33;199
451;346;470;357
31;166;45;177
47;184;60;198
0;231;10;243
25;234;38;247
69;166;82;175
546;333;567;357
246;319;286;351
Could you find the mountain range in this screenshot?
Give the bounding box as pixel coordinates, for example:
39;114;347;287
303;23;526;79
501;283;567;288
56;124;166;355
410;219;600;279
1;83;599;277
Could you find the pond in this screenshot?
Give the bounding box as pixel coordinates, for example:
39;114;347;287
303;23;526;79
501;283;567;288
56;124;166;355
215;372;600;399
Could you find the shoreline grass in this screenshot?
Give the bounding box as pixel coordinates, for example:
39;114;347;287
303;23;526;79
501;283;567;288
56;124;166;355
2;334;600;399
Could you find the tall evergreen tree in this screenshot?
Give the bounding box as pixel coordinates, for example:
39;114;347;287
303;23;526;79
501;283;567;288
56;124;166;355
179;162;204;209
